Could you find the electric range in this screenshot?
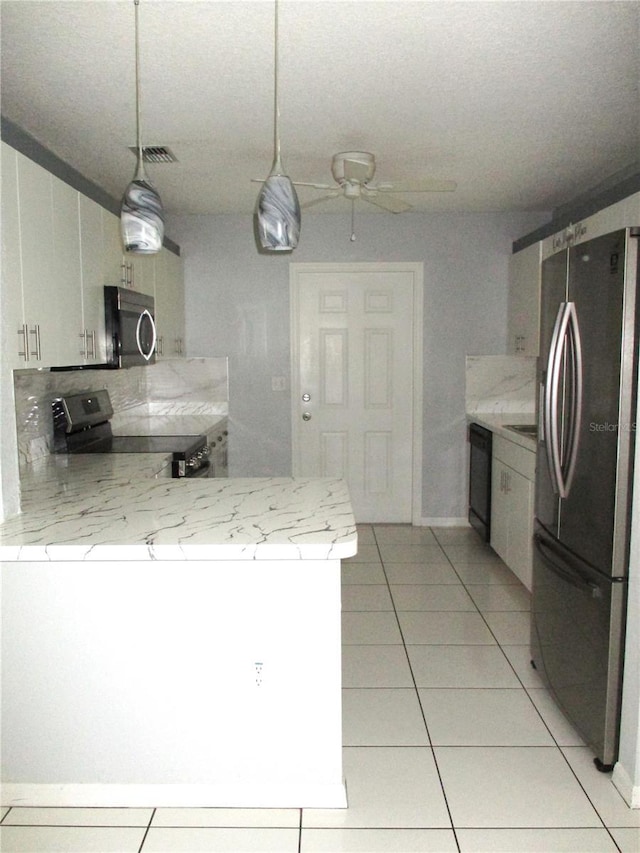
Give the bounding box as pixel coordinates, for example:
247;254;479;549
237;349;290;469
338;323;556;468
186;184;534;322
52;389;213;478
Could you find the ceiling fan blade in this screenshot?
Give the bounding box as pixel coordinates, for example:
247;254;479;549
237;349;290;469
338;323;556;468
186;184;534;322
292;181;334;189
376;179;457;193
361;193;412;214
300;194;339;210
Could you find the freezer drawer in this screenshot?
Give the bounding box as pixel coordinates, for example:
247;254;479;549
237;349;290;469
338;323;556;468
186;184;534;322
530;524;627;769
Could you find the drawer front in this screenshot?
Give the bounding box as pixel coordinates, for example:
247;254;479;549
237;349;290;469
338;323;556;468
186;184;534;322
493;434;536;481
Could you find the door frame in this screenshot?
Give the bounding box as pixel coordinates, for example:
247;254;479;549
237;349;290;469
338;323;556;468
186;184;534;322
290;262;424;525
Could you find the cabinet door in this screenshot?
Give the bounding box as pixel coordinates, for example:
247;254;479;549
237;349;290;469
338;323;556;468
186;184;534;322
165;249;185;356
17;153;57;366
491;460;509;563
505;467;534;591
79;196;107;364
154;248;185;358
51;176;83;366
1;143;27;369
103;210;126;288
130;253;155;296
507;241;541;356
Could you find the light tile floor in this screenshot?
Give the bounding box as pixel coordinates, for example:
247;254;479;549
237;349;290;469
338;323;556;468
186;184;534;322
2;524;640;852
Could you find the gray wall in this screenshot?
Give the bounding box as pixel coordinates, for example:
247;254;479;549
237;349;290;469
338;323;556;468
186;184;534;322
167;209;549;521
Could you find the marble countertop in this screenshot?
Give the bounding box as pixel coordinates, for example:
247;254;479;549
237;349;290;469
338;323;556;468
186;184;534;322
2;411;357;562
466;412;537;451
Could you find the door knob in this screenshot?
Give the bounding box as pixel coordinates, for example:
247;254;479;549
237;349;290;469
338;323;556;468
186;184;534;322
302;412;312;421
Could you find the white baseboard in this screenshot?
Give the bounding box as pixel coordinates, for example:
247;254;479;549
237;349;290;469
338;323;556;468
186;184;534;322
0;781;348;809
612;762;640;808
418;517;470;527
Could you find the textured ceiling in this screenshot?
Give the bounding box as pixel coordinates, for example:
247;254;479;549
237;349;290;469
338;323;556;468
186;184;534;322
1;0;639;216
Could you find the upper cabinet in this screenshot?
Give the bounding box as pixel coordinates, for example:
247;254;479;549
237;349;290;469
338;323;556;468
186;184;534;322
79;196;111;365
1;143;80;369
507;240;541;357
1;142;184;370
2;143;28;370
154;248;185;358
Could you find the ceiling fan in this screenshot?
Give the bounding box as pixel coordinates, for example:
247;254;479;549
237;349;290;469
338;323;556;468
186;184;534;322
293;151;457;213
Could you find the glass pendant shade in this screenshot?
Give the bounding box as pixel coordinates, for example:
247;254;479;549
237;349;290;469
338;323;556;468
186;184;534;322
121;160;165;253
257;171;300;251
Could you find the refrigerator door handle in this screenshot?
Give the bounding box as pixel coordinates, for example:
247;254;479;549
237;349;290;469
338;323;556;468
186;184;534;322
534;532;601;596
562;302;583;496
544;302;568;496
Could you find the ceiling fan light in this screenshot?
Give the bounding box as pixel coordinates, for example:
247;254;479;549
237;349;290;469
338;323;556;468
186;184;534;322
257;173;301;251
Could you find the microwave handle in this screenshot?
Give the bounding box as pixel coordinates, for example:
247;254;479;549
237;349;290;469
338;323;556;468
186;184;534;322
136;309;157;362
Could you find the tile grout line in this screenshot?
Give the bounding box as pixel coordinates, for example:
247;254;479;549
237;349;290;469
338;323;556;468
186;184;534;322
137;806;155;853
372;524;462;853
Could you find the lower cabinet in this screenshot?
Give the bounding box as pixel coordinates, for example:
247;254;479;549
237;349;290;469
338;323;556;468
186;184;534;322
491;434;535;590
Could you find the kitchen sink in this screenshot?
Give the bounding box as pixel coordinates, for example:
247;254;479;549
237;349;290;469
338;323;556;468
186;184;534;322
505;424;538;438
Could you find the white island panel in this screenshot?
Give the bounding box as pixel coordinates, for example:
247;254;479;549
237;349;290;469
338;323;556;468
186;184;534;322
2;557;346;808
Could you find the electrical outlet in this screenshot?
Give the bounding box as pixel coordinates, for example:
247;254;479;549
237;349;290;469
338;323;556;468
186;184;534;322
254;661;264;687
271;376;286;392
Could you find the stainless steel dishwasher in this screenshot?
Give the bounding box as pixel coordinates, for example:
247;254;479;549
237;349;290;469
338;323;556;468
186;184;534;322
468;423;492;542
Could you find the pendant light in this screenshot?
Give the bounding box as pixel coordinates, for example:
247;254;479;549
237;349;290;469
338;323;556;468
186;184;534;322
120;0;164;254
256;0;301;251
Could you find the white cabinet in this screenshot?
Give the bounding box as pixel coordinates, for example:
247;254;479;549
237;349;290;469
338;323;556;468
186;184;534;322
541;192;640;262
2;146;70;368
154;248;185;358
491;434;535;590
79;196;109;364
51;176;84;366
507;240;541;357
1;143;26;370
103;211;124;288
130;253;156;296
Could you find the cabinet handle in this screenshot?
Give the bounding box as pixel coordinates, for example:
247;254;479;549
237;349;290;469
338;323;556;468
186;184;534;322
28;324;41;361
121;258;134;288
81;329;96;360
17;324;29;361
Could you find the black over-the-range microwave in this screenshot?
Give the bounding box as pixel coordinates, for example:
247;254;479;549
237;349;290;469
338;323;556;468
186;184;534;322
104;285;157;368
51;286;157;371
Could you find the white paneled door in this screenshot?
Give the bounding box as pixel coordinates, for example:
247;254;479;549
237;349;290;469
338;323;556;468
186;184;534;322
291;263;423;523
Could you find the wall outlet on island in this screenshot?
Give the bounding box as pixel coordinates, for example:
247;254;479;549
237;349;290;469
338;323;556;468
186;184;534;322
271;376;287;392
254;661;264;687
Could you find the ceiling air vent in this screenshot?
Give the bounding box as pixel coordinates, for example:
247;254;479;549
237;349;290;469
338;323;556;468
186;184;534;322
129;145;177;164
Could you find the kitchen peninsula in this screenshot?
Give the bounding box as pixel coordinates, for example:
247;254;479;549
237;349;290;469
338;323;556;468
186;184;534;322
1;458;356;809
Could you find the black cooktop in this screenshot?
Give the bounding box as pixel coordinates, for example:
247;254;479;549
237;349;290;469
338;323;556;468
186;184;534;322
68;433;205;458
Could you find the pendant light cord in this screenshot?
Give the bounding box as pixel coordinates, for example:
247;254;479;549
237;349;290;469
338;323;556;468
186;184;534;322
272;0;283;174
134;0;145;179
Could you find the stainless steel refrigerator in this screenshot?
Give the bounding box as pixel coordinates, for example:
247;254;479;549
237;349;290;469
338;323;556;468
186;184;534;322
531;226;640;771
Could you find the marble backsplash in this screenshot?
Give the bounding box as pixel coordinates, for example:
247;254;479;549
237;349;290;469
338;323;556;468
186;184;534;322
466;355;536;414
14;358;228;465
